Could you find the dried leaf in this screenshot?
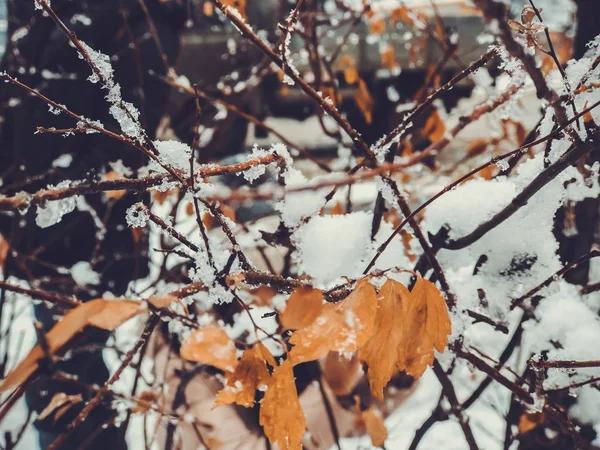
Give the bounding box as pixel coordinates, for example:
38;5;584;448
0;232;9;270
330;202;345;216
203;1;214;16
369;17;386;35
478;165;496;180
397;277;451;377
148;295;178;309
185;201;195;217
202;204;236;230
38;393;83;420
0;299;105;393
354;79;374;125
214;343;275;408
380;44;397;70
181;326;237;373
360;278;451;399
225;272;246;290
359;279;410;400
422;111;446;142
518;412;545;434
322;352;361;396
466;139;489;158
280;287;324;330
259;360;306;450
104;171;127;200
390;6;414;27
222;0;247;20
356;406;388;448
152;188;177;206
344;67;360;85
339;55;359;85
87;300;142;331
131;391;158;414
515;122;527;144
521;5;537;25
250;286;278;306
289;279;377;365
508;19;527;33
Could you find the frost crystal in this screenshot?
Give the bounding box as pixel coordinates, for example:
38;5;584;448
152;140;193;172
35;181;79;228
126;203;149;228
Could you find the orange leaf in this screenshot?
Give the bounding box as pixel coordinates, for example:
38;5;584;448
380;44;397;70
250;286;277;306
477;165;496;180
202;204;236;230
356;406;388;448
180;326;237;373
518;412;545;434
360;278;451;399
360;279;410;400
390;6;414;27
152;188;177;206
214;343;275;408
259;360;306;450
396;277;451;378
322;352;361;396
330;202;345;216
225;272;246;290
369;17;386;35
0;232;9;270
148;295;178;309
354;79;374;125
466;139;489;158
185;201;195;217
339;55;359;85
87;300;142;331
344;67;359;85
422;111;446;142
280;287;324;331
203;1;214;16
38;393;83;421
289;279;377;365
222;0;247;20
0;299;105;393
401;230;416;263
104;171;127;200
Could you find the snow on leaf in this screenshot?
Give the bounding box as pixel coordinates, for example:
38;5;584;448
289;279;377;365
259;360;306;450
180;326;238;373
213;343;275;408
280;286;324;331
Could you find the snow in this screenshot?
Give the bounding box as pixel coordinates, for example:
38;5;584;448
126;203;149;228
292;211;412;288
71;261;100;286
151;140;193;172
35;181;80;228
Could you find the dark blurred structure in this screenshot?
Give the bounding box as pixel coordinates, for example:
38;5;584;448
0;1;185;448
